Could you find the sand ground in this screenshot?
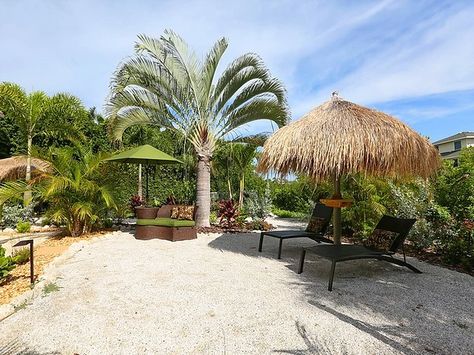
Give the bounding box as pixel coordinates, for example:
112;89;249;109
0;218;472;354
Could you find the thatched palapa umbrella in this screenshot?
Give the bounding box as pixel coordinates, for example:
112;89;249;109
0;156;50;182
258;93;440;244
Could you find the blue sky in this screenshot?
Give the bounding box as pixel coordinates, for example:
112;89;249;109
1;0;473;142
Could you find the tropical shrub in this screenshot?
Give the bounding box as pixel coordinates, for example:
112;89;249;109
0;246;14;281
341;175;389;238
271;208;307;219
218;199;239;228
0;147;117;237
245;187;272;221
130;195;143;211
41;148;117;236
245;219;273;231
12;248;30;264
16;220;31;233
435;147;474;220
1;203;34;228
209;211;218;225
271;182;312;213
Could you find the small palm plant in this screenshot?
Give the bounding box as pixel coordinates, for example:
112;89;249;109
106;30;289;226
0;147;116;237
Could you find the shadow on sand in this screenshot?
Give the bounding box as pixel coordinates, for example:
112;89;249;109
0;339;60;355
208;232;474;354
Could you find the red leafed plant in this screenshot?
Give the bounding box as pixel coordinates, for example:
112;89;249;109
218;199;239;229
130;195;143;211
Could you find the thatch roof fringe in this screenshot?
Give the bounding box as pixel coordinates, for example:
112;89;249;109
0;156;50;182
257;96;440;181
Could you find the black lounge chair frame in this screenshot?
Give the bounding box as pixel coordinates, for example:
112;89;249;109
297;215;422;291
258;203;333;259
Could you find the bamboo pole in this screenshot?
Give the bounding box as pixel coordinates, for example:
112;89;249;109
138;164;143;200
333;174;342;245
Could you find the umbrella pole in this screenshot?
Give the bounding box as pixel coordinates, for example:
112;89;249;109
138;164;143;200
146;166;149;205
333;175;342;245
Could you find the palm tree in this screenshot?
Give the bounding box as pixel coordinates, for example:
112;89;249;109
230;143;259;208
0;83;50;203
40;147;116;236
0;83;86;204
105;30;289;226
0;147;116;237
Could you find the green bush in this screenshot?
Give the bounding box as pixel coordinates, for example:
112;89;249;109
101;218;113;229
0;246;14;281
271;208;307;219
245;219;273;231
209;211;218;225
245;187;272;221
16;220;31;233
12;248;30;264
1;204;34;228
436;220;473;271
41;217;51;226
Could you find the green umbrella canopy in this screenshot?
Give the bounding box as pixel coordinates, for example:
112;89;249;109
104;145;183;165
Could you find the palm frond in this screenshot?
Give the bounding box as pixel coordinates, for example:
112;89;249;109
0;181;29;205
221;98;288;137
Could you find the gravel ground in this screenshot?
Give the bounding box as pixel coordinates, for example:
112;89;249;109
0;218;473;355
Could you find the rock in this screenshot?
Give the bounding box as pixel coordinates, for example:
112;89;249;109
42;225;50;229
2;227;15;233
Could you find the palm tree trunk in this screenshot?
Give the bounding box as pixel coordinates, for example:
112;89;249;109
239;174;245;207
227;178;233;199
196;155;211;227
24;133;32;205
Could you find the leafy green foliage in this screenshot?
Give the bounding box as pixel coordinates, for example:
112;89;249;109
0;147;117;237
269;177;328;214
16;220;31;233
12;248;30;264
1;203;34;228
435;147;474;220
245;219;273;231
39;147;117;236
209;211;218;225
244;186;272;220
271;208;307;219
0;246;14;281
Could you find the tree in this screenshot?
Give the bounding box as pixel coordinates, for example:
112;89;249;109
0;83;50;202
0;83;88;203
230;143;258;207
105;30;289;226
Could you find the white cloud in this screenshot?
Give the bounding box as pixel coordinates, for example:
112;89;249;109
294;2;474;117
0;0;473;132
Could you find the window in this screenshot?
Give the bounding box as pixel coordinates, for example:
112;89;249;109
454;140;462;151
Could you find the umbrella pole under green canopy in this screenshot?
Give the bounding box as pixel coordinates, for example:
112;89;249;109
104;144;183;206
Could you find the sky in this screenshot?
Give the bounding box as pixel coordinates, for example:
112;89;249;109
1;0;473;142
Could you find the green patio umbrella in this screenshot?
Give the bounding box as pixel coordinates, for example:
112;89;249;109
104;144;183;203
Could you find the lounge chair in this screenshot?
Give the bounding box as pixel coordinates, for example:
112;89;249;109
258;203;333;259
297;215;421;291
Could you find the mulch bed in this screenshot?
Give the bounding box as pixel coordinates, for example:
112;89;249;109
0;231;111;305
